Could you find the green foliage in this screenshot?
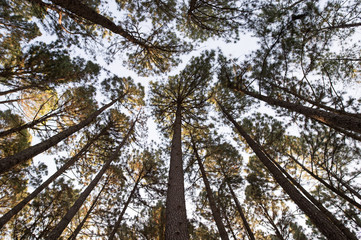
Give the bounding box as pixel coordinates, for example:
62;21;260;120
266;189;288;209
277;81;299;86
150;50;215;134
178;0;241;42
1;0;361;239
0;0;41;66
1;41;101;90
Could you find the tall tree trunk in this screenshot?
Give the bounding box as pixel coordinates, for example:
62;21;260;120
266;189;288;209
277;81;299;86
0;124;109;229
68;176;109;240
191;138;229;240
225;180;255;240
0;110;60;138
0;96;121;174
45;119;136;239
165;104;189;240
217;100;349;240
108;171;143;240
230;86;361;135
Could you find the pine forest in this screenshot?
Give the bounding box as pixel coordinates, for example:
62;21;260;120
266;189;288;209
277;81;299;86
1;0;361;239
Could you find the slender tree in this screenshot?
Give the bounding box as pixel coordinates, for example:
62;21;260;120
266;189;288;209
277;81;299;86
190;135;229;240
226;179;255;240
216;99;350;240
68;175;109;240
0;123;111;229
45;117;137;239
108;168;143;239
150;51;214;239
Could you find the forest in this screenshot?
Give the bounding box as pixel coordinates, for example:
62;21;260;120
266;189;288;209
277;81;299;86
0;0;361;239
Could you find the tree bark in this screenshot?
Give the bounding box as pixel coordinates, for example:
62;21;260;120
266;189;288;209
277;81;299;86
0;96;121;174
226;181;255;240
231;87;361;135
45;119;136;239
217;100;349;240
0;124;109;230
191;138;229;240
108;171;143;240
165;104;189;240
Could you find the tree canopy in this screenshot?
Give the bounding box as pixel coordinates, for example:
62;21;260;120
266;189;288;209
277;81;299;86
0;0;361;239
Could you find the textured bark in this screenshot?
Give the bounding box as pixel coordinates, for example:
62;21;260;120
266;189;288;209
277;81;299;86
45;120;136;239
192;139;229;240
108;172;142;240
165;104;189;240
217;100;348;240
226;181;255;240
0;97;120;174
234;87;361;135
68;177;108;240
0;125;109;230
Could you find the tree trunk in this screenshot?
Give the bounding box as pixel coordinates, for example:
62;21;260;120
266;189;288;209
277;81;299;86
0;124;109;230
217;100;349;240
165;104;189;240
29;0;147;48
45;119;136;239
191;138;229;240
108;171;143;240
226;180;255;240
232;87;361;135
0;96;121;174
68;176;108;240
